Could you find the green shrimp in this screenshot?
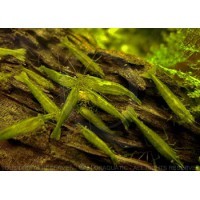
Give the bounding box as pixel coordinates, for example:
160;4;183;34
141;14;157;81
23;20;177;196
14;72;60;118
79;89;129;129
142;66;195;124
77;73;141;105
22;67;55;90
61;37;105;77
0;47;26;62
38;65;76;88
0;113;55;140
50;87;79;140
79;106;117;135
78;124;117;164
78;124;156;170
123;106;184;169
39;66;141;106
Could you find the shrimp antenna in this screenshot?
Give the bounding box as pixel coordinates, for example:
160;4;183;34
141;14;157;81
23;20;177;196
67;58;76;74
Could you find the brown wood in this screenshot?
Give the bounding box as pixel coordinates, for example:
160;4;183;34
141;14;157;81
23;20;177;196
0;29;199;171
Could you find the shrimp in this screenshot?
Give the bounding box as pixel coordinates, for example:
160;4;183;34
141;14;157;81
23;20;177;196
122;106;184;169
78;124;118;164
22;67;55;90
61;37;105;77
79;89;129;129
142;65;195;125
38;65;76;88
14;72;60;118
37;67;131;135
50;87;79;140
79;106;117;135
78;124;156;170
39;66;141;105
77;73;141;105
0;113;55;140
0;47;26;62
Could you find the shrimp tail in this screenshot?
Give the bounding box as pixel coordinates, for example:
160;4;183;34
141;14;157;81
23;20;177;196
14;71;29;83
141;65;157;79
14;48;26;62
50;125;62;140
121;117;130;130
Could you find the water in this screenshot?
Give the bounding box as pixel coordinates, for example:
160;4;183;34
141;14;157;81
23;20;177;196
0;28;200;171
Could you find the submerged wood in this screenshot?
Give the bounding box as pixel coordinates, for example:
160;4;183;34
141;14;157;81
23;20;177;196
0;29;199;171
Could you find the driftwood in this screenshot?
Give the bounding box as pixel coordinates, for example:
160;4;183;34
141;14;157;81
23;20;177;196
0;29;200;171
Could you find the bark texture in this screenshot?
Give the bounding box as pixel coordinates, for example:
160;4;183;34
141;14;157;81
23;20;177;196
0;29;199;171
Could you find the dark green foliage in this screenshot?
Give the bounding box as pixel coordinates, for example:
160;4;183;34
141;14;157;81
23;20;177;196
73;28;166;57
147;29;200;113
148;29;200;69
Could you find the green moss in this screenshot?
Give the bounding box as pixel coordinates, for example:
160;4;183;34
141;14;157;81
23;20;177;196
157;65;200;99
148;29;187;67
191;105;200;115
